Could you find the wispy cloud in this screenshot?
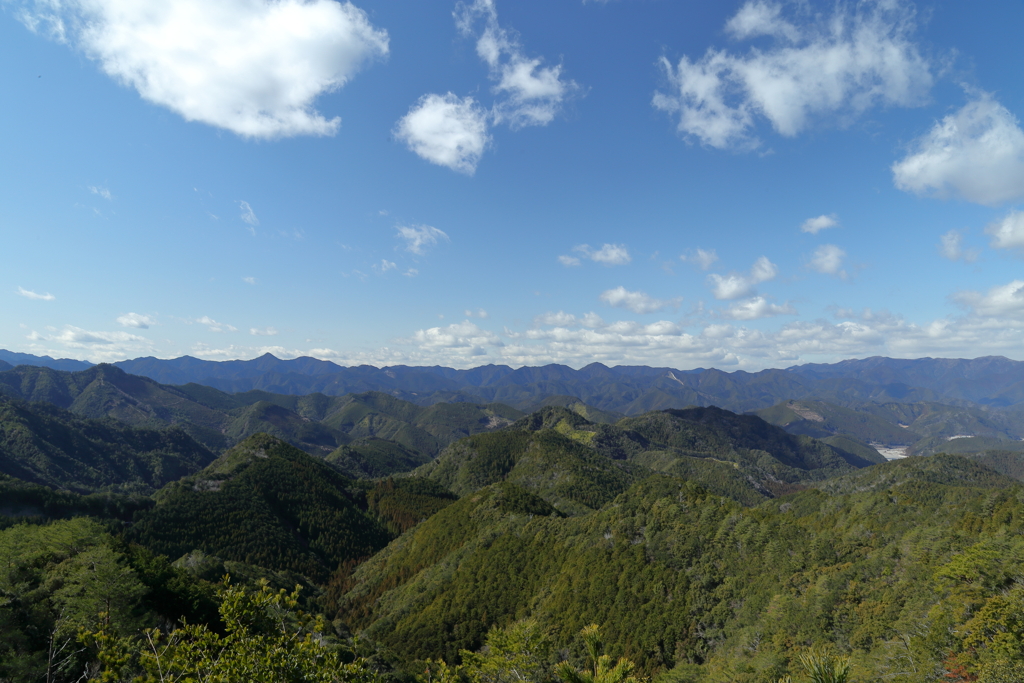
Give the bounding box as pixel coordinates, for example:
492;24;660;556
680;248;719;270
800;214;838;234
116;312;155;329
238;201;259;233
465;308;489;318
196;316;237;333
250;327;278;336
243;276;256;285
722;296;796;320
89;185;112;200
939;230;979;263
16;287;55;301
600;287;681;314
397;225;450;254
15;0;388;138
373;259;397;274
653;0;931;150
561;243;631;266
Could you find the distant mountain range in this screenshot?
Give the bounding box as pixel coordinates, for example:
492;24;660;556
5;349;1024;412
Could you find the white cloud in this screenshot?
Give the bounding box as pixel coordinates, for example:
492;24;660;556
250;327;278;336
17;0;388;138
800;214;838;234
373;259;397;274
196;316;238;333
398;0;577;173
708;274;754;300
953;280;1024;318
599;286;681;315
750;255;777;282
939;229;979;263
409;320;504;350
22;325;153;361
455;0;579;129
565;243;631;266
238;201;259;229
707;256;778;299
892;93;1024;206
986;211;1024;251
722;296;796;320
465;308;489;318
653;0;931;149
16;287;55;301
808;244;847;277
116;312;155;329
397;225;450;254
243;276;256;285
404;268;419;278
533;311;605;328
394;93;490;174
681;248;718;270
89;185;112;200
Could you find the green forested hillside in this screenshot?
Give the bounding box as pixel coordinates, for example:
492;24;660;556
0;395;216;493
127;434;393;582
0;364;522;464
339;455;1024;682
415;406;884;514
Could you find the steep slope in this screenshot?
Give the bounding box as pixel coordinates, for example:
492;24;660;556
128;434;392;582
339;455;1024;679
413;406;882;514
0;395;216;493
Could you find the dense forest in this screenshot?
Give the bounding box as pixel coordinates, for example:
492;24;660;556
3;362;1024;682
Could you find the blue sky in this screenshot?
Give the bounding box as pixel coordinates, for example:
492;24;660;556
3;0;1024;370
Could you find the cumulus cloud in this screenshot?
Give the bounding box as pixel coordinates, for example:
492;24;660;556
722;296;796;320
397;225;450;254
196;316;237;333
563;243;631;266
953;280;1024;318
16;287;55;301
373;259;397;274
464;309;489;318
455;0;579;129
808;244;847;277
801;214;838;234
243;276;256;285
653;0;931;150
398;0;577;172
985;211;1024;251
15;0;388;138
893;93;1024;206
394;93;490;174
681;248;719;270
599;287;681;314
707;256;778;300
409;320;504;355
939;229;979;262
250;327;278;336
116;312;155;329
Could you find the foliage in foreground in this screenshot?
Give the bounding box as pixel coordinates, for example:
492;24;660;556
85;579;376;683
